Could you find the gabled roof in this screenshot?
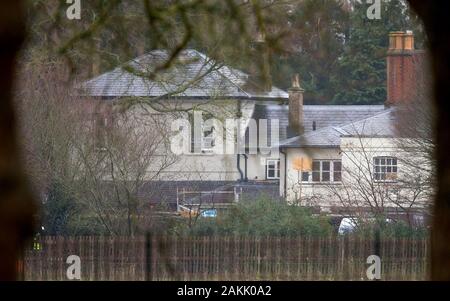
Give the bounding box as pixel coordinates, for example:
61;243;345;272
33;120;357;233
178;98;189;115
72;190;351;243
280;109;396;148
248;104;387;143
80;49;288;100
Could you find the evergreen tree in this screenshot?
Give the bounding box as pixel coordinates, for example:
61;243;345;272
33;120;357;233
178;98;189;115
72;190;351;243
271;0;350;104
331;0;425;105
43;183;75;235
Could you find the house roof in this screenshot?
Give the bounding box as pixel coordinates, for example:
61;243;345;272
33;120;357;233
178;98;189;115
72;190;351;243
280;109;396;148
248;104;387;143
80;49;288;100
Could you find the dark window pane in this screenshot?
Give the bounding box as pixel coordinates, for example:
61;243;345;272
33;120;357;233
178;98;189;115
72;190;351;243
322;171;330;182
313;161;320;171
334;171;341;182
302;172;310;182
334;161;342;172
312;171;320;182
322;161;330;171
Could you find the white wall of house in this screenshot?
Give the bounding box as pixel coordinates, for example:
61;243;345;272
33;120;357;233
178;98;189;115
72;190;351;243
118;98;260;181
339;137;431;210
282;147;341;206
246;154;281;181
280;137;432;212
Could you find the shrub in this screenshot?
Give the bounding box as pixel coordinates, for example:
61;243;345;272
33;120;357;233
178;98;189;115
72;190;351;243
188;196;333;236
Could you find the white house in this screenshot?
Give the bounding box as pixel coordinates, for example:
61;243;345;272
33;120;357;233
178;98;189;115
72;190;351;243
79;31;431;220
278;31;431;222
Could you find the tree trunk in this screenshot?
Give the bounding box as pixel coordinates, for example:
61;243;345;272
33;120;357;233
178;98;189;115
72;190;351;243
408;0;450;280
0;1;37;280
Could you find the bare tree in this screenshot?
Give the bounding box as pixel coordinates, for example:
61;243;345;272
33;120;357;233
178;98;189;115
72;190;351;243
15;61;82;234
15;61;179;236
325;133;431;227
72;106;178;236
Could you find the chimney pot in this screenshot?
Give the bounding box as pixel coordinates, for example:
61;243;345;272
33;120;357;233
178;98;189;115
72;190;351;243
386;31;420;106
403;30;415;51
292;74;301;89
388;31;415;53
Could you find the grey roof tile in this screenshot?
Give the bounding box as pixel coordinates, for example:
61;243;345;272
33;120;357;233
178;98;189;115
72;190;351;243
248;104;387;144
280;109;396;148
80;49;288;100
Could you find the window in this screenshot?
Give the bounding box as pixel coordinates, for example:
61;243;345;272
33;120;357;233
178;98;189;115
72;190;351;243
310;160;342;183
202;125;215;153
301;171;310;182
93;112;112;150
374;156;398;182
333;161;342;182
189;112;215;153
266;159;280;180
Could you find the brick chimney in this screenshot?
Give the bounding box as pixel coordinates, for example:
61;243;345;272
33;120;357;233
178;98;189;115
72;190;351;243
386;31;423;106
288;74;305;137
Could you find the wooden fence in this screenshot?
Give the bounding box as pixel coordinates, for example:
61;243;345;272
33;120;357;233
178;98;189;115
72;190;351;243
22;235;429;281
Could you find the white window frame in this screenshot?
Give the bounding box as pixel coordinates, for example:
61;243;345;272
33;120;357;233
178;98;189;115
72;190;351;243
373;156;398;182
201;128;215;153
189;111;215;154
303;160;342;183
266;159;280;180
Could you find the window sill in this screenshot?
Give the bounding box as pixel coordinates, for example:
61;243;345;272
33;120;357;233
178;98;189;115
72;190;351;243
184;152;217;156
299;182;343;186
373;180;398;184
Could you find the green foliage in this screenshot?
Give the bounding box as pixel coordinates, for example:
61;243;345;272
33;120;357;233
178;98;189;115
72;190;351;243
270;0;425;105
348;217;429;239
271;0;350;104
187;197;333;236
331;0;425;104
42;183;76;235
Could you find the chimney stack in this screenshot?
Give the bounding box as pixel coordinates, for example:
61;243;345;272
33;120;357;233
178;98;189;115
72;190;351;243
288;74;305;137
386;31;420;106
